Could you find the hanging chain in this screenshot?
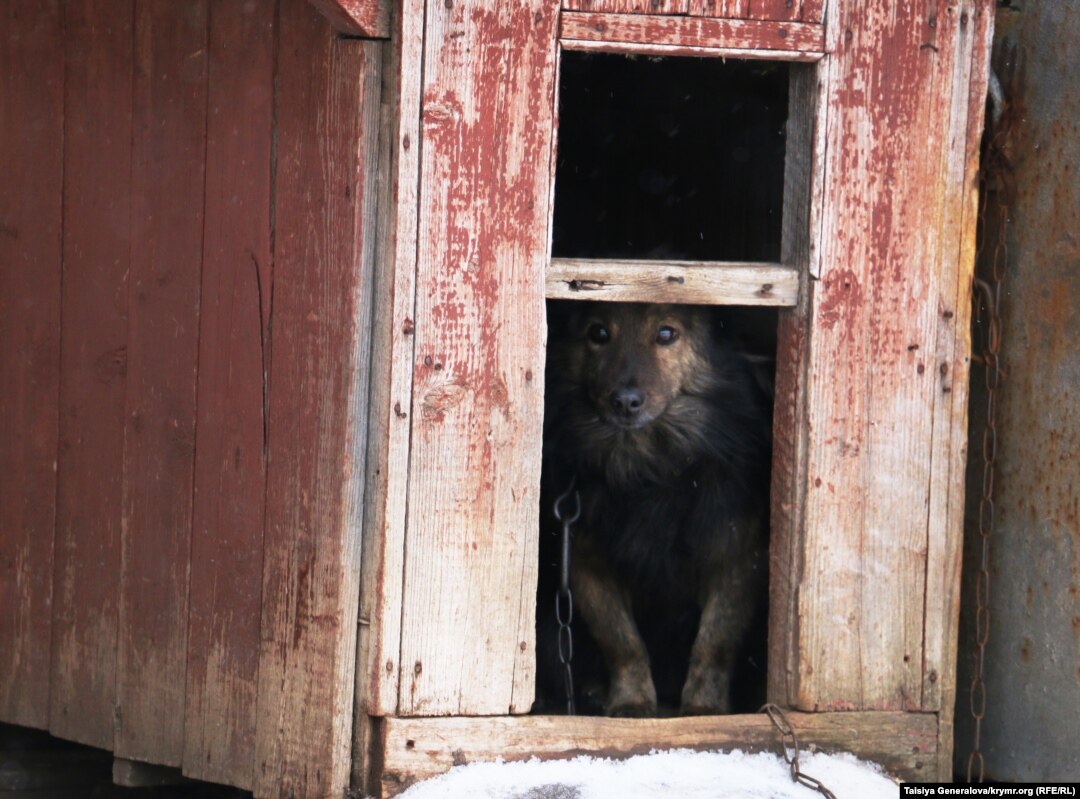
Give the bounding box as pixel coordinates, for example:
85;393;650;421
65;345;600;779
966;74;1012;784
553;478;581;716
760;704;837;799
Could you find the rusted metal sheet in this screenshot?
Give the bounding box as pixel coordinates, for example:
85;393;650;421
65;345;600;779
253;2;381;796
397;0;559;716
793;0;993;715
49;0;134;751
183;0;274;788
0;0;63;731
955;4;1080;781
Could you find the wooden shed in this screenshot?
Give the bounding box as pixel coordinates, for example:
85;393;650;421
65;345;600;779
0;0;993;797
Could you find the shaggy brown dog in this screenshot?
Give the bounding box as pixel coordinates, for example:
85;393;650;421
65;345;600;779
540;302;771;716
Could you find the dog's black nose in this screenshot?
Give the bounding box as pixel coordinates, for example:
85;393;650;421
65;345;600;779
610;388;644;418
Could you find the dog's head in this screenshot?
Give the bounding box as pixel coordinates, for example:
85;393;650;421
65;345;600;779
561;302;717;430
546;302;759;486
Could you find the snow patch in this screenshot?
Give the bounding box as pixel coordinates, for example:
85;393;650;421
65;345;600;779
395;748;898;799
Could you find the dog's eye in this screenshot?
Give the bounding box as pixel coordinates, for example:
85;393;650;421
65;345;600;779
586;323;610;345
656;326;679;345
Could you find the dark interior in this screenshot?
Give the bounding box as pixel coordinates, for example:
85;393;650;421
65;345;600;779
551;51;789;263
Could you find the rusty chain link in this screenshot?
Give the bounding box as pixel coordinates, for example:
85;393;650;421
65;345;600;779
966;77;1012;784
553;479;580;716
761;704;837;799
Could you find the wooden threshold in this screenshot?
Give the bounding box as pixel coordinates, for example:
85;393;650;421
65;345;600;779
560;12;826;59
547;258;798;305
374;711;937;796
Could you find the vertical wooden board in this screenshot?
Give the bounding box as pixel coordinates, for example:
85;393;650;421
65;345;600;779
49;0;133;750
796;0;973;711
356;0;426;723
398;1;558;716
801;0;824;23
0;0;63;730
254;2;379;795
924;1;993;777
767;63;819;705
116;0;208;765
182;0;274;788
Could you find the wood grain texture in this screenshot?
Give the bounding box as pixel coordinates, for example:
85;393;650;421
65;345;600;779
767;62;819;705
115;0;208;765
565;0;819;19
547;259;798;305
397;0;559;716
0;0;63;731
253;2;380;795
560;11;825;54
559;39;823;62
924;1;993;779
307;0;391;37
182;0;274;788
356;0;426;723
378;711;938;794
49;0;134;750
564;0;690;13
794;0;989;713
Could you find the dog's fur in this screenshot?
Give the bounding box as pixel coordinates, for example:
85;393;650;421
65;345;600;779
539;301;771;716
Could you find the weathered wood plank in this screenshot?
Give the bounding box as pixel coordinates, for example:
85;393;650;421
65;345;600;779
795;0;984;712
0;0;63;731
378;711;937;794
308;0;391;38
560;38;823;62
182;0;274;788
925;0;993;779
355;0;426;725
397;0;559;716
560;11;826;54
115;0;208;765
49;0;133;750
686;0;803;21
547;259;798;305
564;0;690;13
253;2;381;795
767;62;820;705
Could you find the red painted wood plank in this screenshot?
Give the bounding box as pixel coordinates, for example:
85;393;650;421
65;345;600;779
182;0;274;788
307;0;391;37
796;0;978;710
564;0;690;13
49;0;134;750
254;1;380;795
115;0;208;766
744;0;801;22
397;0;559;716
560;12;826;54
0;0;63;730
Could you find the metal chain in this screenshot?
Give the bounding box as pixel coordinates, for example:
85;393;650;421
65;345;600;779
967;79;1011;784
760;704;837;799
553;479;581;716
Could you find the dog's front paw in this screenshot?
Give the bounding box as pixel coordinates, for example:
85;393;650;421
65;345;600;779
606;668;657;717
680;670;730;715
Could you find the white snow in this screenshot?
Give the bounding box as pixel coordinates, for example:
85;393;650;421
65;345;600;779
394;748;898;799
